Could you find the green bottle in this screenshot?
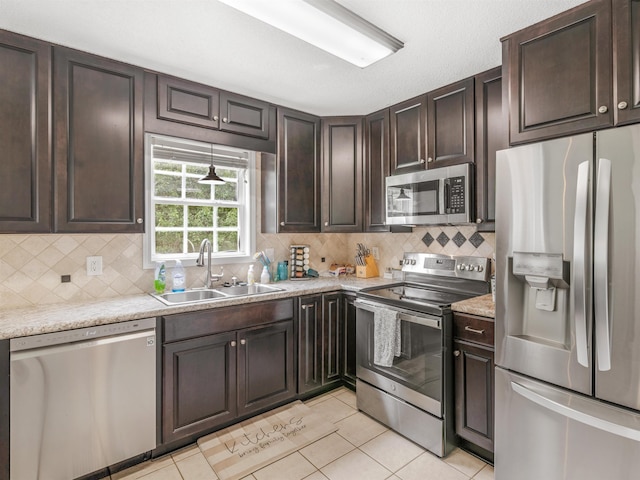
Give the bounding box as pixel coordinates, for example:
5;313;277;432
154;262;166;294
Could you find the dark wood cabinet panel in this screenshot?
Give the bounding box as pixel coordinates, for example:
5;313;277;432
0;31;51;233
341;293;357;388
427;77;474;167
220;91;270;139
614;0;640;124
237;320;296;416
475;67;507;231
323;293;342;385
321;117;363;232
162;332;237;443
364;109;390;232
275;108;321;233
390;95;427;173
503;0;612;144
0;339;8;480
157;74;220;129
298;295;323;394
53;47;144;232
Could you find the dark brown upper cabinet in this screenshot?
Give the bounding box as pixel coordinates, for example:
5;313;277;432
364;109;390;232
0;31;51;233
614;0;640;125
321;117;363;232
475;67;507;231
53;47;144;233
426;77;475;167
502;0;612;144
390;95;427;173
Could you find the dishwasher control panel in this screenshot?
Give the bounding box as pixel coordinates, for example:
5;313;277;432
10;317;156;352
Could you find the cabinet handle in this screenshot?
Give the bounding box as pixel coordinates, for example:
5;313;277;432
453;350;460;357
223;117;228;123
464;326;485;335
136;218;143;224
302;305;307;310
598;106;609;114
240;339;246;345
476;218;483;224
230;341;237;347
618;101;629;110
213;115;219;121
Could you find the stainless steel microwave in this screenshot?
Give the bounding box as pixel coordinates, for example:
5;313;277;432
385;163;473;225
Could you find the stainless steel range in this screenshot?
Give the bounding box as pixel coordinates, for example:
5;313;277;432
355;252;490;457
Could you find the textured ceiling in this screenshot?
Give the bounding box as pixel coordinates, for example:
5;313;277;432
0;0;587;116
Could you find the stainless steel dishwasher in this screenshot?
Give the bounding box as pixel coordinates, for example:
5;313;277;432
10;318;157;480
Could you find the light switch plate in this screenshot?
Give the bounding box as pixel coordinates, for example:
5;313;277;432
87;256;103;276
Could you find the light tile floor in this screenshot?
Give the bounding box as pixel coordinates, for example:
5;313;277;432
111;387;494;480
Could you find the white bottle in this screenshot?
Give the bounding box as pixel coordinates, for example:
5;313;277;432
260;265;270;284
247;264;255;285
172;259;186;292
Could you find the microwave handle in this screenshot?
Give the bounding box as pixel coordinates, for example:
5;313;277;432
439;179;446;214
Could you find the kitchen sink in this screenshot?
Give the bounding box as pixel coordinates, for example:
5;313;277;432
152;284;283;305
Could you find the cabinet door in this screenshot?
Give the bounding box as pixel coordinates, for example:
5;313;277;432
323;293;342;386
341;293;357;388
322;117;363;232
390;95;427;173
157;74;220;129
237;320;296;417
220;91;270;139
364;109;390;232
475;67;507;231
0;32;51;232
614;0;640;125
277;108;321;232
162;332;237;443
53;47;144;232
454;339;494;453
298;295;323;394
503;0;612;144
427;77;474;167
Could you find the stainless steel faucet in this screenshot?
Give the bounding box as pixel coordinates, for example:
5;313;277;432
196;239;224;288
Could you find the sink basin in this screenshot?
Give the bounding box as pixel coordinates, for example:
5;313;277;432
153;289;230;305
217;284;283;296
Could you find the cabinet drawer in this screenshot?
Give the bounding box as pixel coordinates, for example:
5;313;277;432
453;313;494;347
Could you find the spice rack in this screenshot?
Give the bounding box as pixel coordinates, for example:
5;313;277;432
290;245;310;279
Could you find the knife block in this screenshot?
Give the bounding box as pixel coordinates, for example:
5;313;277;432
356;254;379;278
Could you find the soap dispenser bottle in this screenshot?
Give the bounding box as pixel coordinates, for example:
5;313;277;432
260;265;270;284
172;259;186;292
247;264;255;285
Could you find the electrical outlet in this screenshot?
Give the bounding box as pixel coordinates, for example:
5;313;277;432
372;246;380;260
86;256;103;276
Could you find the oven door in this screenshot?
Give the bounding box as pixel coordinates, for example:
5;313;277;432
355;299;445;418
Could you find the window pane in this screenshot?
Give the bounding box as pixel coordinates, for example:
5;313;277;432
187;232;213;253
155;173;181;198
185;177;211;200
155;161;181;173
188;206;214;227
215;181;238;201
217;231;238;252
186;164;208;175
217;207;238;227
156;231;183;254
217;168;238;180
156;204;184;227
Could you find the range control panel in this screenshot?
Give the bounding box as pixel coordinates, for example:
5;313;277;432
401;252;490;282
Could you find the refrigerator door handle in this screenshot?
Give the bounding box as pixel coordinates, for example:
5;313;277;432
594;158;612;371
511;381;640;442
573;161;590;367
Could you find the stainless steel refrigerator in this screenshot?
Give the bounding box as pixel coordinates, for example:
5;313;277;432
495;124;640;480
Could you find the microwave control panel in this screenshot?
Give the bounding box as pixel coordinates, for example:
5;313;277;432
445;176;466;214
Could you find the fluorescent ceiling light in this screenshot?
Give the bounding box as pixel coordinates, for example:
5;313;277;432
218;0;404;68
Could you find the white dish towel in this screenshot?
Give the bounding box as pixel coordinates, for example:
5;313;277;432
373;306;401;367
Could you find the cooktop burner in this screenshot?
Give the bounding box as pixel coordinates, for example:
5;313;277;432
361;283;477;307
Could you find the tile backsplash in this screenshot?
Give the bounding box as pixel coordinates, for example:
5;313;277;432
0;228;494;309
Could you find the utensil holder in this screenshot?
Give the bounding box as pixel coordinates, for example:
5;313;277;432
356;254;379;278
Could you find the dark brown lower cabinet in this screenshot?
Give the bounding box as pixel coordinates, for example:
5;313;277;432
341;293;357;388
161;300;295;444
453;313;494;461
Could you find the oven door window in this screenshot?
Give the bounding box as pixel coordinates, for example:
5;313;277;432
387;180;439;217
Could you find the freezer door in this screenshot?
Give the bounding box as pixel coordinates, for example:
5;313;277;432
595;125;640;410
496;367;640;480
495;134;593;394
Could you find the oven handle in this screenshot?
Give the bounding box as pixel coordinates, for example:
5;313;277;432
354;299;441;330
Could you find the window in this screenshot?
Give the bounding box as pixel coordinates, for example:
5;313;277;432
144;134;255;268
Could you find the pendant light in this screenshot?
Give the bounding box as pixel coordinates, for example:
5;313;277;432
198;144;225;185
397;188;410;199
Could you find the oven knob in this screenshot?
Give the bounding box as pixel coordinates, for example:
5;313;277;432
410;259;416;265
468;265;476;272
477;265;484;272
458;264;467;271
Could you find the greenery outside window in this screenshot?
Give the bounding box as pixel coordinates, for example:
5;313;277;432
144;134;255;268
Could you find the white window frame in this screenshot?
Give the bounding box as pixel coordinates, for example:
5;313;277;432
143;134;256;269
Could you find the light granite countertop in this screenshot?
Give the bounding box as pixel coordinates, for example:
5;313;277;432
0;275;393;340
451;293;495;318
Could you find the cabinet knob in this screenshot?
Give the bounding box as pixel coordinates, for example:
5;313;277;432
453;350;460;357
618;101;629;110
324;221;329;226
419;158;426;164
230;341;237;347
280;221;285;226
136;218;143;224
302;305;307;310
598;105;609;114
476;218;483;224
223;117;228;123
213;115;219;121
427;157;433;163
240;339;246;345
